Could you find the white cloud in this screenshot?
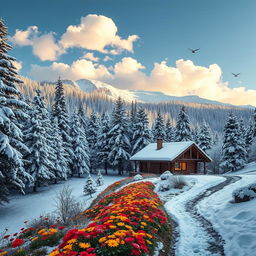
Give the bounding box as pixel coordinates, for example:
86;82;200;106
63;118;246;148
30;59;111;81
60;14;139;54
10;26;38;46
83;52;99;62
12;60;22;72
11;27;63;61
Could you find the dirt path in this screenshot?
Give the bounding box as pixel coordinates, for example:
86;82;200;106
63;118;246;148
162;176;241;256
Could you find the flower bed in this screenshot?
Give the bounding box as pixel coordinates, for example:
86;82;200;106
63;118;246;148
49;182;169;256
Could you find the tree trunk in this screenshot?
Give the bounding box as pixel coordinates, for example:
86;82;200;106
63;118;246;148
54;179;57;184
33;182;37;192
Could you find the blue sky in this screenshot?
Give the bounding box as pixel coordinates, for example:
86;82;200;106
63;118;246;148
2;0;256;105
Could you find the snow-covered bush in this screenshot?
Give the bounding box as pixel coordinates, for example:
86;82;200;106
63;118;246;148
133;174;143;181
160;171;172;180
84;174;97;197
169;175;187;189
158;182;171;192
95;170;104;186
54;185;82;225
232;184;256;203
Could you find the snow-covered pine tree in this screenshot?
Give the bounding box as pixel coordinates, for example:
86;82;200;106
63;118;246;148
83;174;97;197
197;122;213;151
23;92;56;191
77;102;88;132
191;124;200;144
95;170;104;186
132;107;152;155
87;111;99;172
51;118;68;181
52;78;73;174
152;110;165;141
70;112;90;177
245;118;254;160
165;118;176;142
253;108;256;137
220;112;247;172
108;97;131;175
0;19;33;203
97;113;111;175
239;118;246;140
175;106;193;141
129;101;137;151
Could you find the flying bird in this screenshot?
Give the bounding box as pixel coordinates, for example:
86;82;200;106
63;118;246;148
232;73;240;77
188;48;200;53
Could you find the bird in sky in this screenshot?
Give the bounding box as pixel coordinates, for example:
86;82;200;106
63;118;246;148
188;48;200;53
232;73;240;77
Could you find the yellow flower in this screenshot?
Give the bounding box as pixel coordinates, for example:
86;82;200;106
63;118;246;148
48;250;60;256
108;234;116;239
99;237;107;243
106;239;119;247
146;234;153;238
141;222;147;226
0;251;8;256
117;222;124;226
146;240;152;245
67;238;77;244
38;228;46;234
32;237;38;241
79;242;91;249
109;225;117;229
63;244;72;251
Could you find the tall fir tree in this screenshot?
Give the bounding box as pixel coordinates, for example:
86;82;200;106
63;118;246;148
197;122;213;151
253;108;256;137
239;118;246;140
108;97;131;175
245;118;254;160
220;113;247;172
165;118;176;142
175;106;192;141
70;112;90;177
51;118;68;181
97;113;111;175
77;102;88;132
152;111;165;141
0;19;33;203
132;107;152;155
52;78;73;174
23;92;55;191
87;111;99;172
129;101;138;153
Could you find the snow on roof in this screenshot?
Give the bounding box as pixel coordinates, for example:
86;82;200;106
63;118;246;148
130;141;211;161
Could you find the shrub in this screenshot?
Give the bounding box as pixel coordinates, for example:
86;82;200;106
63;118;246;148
232;185;256;203
133;174;143;181
169;175;187;189
160;171;172;180
54;186;82;225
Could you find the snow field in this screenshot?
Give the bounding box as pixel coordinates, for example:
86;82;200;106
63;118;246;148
198;175;256;256
0;175;123;235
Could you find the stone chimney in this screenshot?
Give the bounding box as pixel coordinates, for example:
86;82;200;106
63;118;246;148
157;138;163;150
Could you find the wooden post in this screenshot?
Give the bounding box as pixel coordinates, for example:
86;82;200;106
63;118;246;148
190;148;192;159
203;161;206;174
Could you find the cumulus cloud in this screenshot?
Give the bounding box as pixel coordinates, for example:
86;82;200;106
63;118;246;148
60;14;139;54
11;27;63;61
83;52;99;62
29;58;111;81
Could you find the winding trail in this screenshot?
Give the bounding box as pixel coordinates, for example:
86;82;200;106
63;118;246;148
162;175;241;256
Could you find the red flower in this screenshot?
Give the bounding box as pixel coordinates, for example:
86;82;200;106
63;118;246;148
58;226;65;230
68;252;78;256
51;225;57;228
132;243;140;249
124;237;135;243
13;233;18;236
3;235;10;239
86;248;95;253
11;238;24;248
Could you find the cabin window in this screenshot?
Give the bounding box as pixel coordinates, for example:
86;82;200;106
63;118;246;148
174;162;187;171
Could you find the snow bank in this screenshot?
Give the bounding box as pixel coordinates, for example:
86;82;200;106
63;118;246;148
0;175;123;234
198;175;256;256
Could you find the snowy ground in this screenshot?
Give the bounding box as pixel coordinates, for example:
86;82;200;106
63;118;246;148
0;174;123;234
157;162;256;256
198;174;256;256
160;175;225;256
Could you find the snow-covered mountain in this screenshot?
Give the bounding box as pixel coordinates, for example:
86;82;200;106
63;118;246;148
43;78;252;108
73;79;227;105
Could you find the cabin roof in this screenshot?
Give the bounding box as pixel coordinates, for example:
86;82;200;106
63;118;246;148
130;141;212;162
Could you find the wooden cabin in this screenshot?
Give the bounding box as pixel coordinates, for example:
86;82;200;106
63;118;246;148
130;139;212;175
